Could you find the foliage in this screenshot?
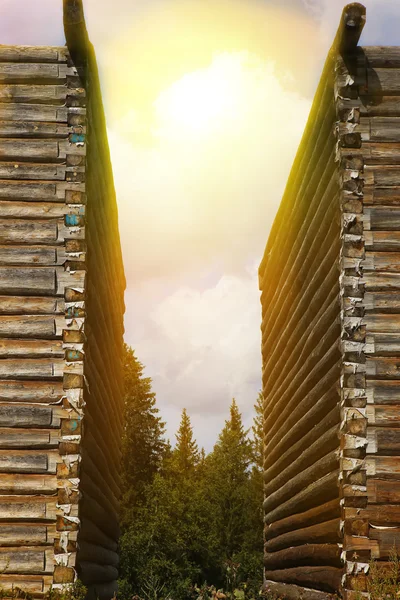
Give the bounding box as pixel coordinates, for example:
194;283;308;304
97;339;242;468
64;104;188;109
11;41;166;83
367;548;400;600
121;344;169;518
119;348;263;600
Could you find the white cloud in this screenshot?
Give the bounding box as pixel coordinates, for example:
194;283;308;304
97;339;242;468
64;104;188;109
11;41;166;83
124;268;262;449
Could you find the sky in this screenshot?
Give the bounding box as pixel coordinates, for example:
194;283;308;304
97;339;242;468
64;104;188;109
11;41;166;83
1;0;399;450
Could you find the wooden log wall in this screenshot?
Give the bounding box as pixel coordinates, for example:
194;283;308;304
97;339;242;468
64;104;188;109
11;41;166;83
0;44;87;595
337;33;400;600
63;1;126;598
0;1;126;596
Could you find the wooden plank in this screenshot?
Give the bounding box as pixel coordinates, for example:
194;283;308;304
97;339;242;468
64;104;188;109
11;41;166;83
0;162;66;180
365;231;400;252
367;427;400;454
0;339;63;358
0;574;52;594
0;358;63;379
0;404;52;427
0;245;57;265
365;166;400;186
0;451;54;474
366;455;400;479
0;46;65;63
0;380;63;403
368;479;400;503
0;315;56;338
0;139;59;159
364;291;400;312
0;295;63;315
0;473;56;495
0;268;56;295
364;272;400;291
0;84;68;103
358;46;400;68
0;219;58;244
0;103;67;122
0;63;60;83
0;428;59;449
366;332;400;354
367;357;400;378
0;121;73;137
0;181;59;200
358;504;400;525
0;202;67;218
360;251;400;273
365;207;400;230
366;404;400;426
370;528;400;558
0;524;51;546
0;548;48;574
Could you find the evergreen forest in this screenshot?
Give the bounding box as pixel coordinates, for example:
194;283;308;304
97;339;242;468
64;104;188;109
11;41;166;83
118;345;264;600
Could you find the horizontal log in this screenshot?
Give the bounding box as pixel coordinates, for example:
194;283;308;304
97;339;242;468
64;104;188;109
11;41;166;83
266;500;340;542
0;428;59;449
0;339;63;358
264;451;338;514
0;162;67;180
0;496;56;520
365;232;400;252
370;528;400;558
0;245;58;265
0;358;63;379
364;166;400;186
0;547;53;574
0;219;58;244
77;540;119;567
0;523;51;546
339;98;400;119
0;404;52;427
0;267;56;295
264;425;338;496
366;405;400;428
366;455;400;479
0;295;63;315
0;573;53;593
0;46;66;63
0;380;63;403
0;103;67;122
367;356;400;378
356;252;400;273
263;406;339;487
358;47;400;68
264;544;341;570
0;450;58;474
78;562;119;584
0;315;57;338
367;427;400;454
364;290;400;313
0;84;69;104
365;207;400;230
0;473;56;495
342;119;400;143
79;517;118;552
264;471;339;525
265;519;340;552
357;503;400;526
264;566;341;594
0;139;60;160
263;580;337;600
367;379;400;404
0;63;66;84
367;479;400;503
358;69;400;95
364;271;400;290
365;332;400;355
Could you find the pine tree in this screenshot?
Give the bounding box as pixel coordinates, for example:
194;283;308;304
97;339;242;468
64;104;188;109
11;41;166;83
121;344;168;514
252;392;264;469
205;399;252;570
172;408;200;474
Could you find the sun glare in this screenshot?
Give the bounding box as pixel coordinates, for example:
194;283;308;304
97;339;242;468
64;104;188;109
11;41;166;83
154;54;243;137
